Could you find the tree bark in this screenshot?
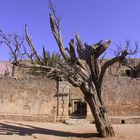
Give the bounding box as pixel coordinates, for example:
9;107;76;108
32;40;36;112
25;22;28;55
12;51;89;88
80;85;115;137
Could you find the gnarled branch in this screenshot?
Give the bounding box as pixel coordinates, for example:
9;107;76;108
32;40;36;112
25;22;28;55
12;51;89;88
25;25;43;65
99;50;128;84
50;14;70;62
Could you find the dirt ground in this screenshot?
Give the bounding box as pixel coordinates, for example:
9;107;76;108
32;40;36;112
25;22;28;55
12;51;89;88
0;121;139;140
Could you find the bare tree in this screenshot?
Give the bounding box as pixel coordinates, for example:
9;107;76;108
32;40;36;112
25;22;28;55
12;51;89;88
0;1;138;137
48;1;132;137
0;28;61;78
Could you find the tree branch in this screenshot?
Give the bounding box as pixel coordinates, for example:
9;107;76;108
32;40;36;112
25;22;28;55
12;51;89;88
49;13;70;62
69;39;77;63
75;33;85;59
0;30;24;64
99;50;128;84
92;40;111;58
25;25;43;65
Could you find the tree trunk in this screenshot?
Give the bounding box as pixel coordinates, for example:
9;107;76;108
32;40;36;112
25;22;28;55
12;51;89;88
81;86;115;137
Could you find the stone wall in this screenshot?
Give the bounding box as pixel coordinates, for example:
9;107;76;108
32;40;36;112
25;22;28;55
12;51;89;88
103;76;140;116
0;75;139;122
0;77;57;121
70;76;140;117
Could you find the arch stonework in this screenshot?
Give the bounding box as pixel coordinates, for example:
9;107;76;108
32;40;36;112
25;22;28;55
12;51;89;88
56;80;93;122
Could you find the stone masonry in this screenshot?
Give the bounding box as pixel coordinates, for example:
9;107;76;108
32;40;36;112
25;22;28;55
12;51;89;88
56;80;70;121
0;61;140;123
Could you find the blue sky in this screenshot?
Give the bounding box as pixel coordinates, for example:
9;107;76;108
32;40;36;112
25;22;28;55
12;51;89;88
0;0;140;60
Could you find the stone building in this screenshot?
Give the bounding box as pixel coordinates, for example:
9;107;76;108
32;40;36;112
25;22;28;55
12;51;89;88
0;60;140;124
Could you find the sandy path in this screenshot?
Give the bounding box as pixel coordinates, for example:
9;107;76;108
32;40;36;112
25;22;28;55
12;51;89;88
0;121;139;140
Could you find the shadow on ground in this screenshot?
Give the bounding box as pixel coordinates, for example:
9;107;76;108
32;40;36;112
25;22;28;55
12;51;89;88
0;122;99;138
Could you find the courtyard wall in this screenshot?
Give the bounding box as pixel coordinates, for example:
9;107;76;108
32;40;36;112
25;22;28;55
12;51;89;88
0;75;139;122
0;77;57;121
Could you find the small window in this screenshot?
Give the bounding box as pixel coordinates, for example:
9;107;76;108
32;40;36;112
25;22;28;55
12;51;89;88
119;69;131;77
126;69;131;77
121;119;125;124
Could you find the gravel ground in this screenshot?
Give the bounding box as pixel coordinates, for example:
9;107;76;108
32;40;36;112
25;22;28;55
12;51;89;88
0;121;139;140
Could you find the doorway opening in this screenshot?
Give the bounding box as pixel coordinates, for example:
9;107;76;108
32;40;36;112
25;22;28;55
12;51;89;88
71;100;87;116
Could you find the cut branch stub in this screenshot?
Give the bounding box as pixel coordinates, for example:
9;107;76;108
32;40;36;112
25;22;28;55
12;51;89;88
93;40;111;58
69;39;77;63
75;33;85;59
75;32;84;50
